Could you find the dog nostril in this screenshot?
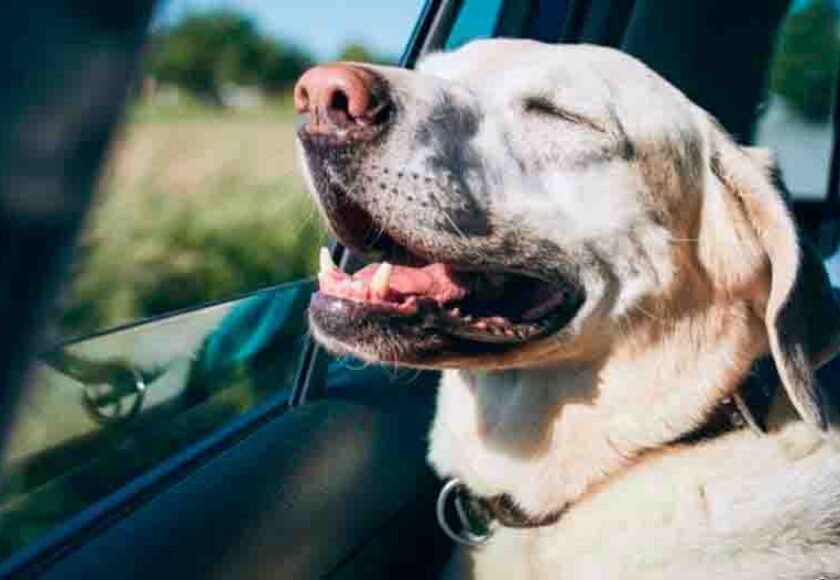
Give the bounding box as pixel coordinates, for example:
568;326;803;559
293;85;309;114
295;63;391;133
329;89;350;115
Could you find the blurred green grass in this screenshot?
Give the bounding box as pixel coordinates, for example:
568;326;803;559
60;98;327;338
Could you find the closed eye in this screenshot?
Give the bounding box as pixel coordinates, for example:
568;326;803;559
523;97;607;134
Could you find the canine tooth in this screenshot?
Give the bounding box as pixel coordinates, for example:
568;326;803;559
319;247;336;275
370;262;393;298
448;307;462;317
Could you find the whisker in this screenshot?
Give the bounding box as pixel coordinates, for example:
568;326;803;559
440;210;468;240
343;357;371;371
666;235;700;244
630;303;666;323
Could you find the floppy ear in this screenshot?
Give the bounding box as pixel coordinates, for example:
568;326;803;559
708;126;840;433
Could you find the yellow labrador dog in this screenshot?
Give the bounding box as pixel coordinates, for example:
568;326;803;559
294;39;840;579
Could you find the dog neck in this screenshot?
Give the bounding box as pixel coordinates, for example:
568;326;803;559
428;300;768;517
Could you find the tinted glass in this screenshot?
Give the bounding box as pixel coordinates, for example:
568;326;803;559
1;281;311;559
445;0;505;50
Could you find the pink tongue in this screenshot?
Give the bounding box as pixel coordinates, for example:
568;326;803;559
357;263;465;302
318;262;466;309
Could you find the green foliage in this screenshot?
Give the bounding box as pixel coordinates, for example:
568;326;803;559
770;0;840;122
336;41;394;64
260;41;314;92
62;174;324;338
62;11;389;336
59;106;326;338
146;11;313;100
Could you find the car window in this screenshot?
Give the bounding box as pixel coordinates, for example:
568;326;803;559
755;0;839;200
445;0;505;50
0;0;423;562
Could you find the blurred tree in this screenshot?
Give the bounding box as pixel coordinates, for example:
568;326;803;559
337;42;376;63
146;11;313;102
769;0;840;122
260;40;313;93
336;41;394;64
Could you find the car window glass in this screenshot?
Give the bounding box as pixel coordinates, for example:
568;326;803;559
445;0;505;50
755;0;839;200
0;0;423;563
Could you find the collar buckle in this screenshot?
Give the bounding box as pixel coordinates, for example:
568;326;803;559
436;478;493;548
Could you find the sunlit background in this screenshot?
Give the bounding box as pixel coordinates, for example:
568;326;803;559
156;0;422;59
58;0;424;340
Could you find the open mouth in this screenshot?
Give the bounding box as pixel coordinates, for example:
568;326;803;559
313;246;583;347
299;126;582;357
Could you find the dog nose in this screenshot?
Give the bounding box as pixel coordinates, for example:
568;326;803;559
294;64;390;134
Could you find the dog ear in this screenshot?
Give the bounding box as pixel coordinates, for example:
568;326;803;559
708;126;840;433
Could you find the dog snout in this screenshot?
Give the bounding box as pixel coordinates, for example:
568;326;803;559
294;63;391;136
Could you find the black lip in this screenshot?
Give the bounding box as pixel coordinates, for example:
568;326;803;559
309;284;584;351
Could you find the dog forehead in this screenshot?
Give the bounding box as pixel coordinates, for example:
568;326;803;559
415;40;690;134
418;40;637;88
417;39;556;79
422;41;689;101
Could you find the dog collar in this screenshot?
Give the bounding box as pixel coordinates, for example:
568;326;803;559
679;355;778;443
436;357;780;546
436;478;564;547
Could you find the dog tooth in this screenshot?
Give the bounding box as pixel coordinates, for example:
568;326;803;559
370;262;393;298
319;247;336;275
448;307;462;317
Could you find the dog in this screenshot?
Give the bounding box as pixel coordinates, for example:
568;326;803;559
294;39;840;579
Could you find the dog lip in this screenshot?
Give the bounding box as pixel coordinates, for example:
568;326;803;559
310;291;417;321
308;220;586;354
309;292;545;346
310;270;584;348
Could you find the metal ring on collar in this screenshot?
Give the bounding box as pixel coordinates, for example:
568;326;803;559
436;478;493;548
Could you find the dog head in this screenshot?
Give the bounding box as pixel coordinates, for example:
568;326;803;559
295;40;840;432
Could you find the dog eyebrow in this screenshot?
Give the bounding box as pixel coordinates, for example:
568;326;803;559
523;96;608;134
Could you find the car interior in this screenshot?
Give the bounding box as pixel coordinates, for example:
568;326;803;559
0;0;838;577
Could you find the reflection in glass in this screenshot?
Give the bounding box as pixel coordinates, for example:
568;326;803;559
0;280;312;559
